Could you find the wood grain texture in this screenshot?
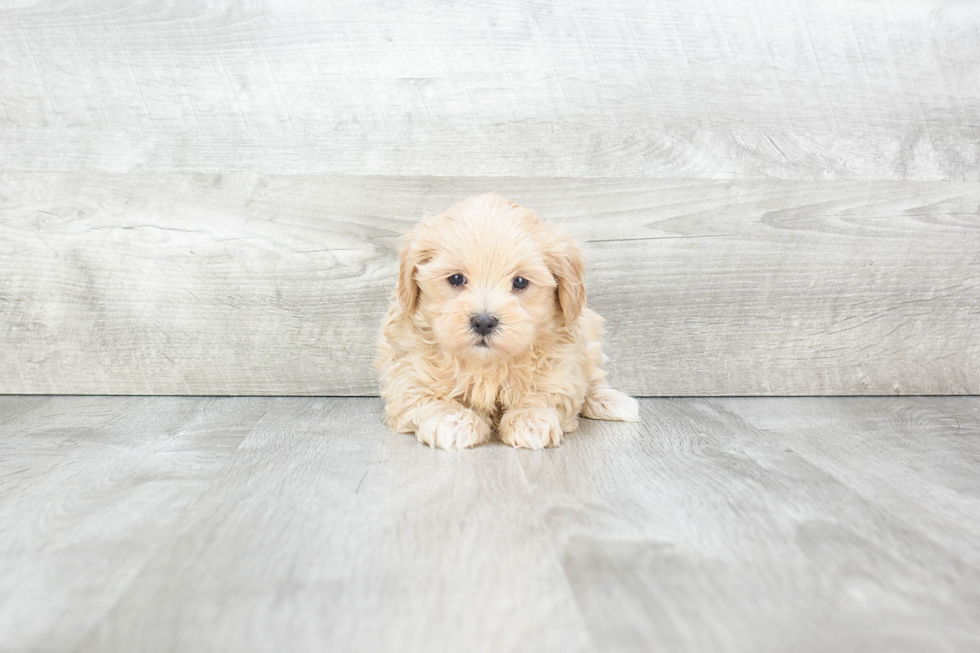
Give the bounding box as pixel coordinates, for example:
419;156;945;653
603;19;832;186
0;0;978;179
1;173;977;396
0;396;271;652
1;396;978;652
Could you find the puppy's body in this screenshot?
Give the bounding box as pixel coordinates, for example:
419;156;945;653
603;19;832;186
376;193;638;450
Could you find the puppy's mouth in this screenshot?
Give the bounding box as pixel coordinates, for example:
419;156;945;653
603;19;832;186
475;338;491;348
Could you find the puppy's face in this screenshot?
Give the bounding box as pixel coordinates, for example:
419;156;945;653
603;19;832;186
397;194;585;361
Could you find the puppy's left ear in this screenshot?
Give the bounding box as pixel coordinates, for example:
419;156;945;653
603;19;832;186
547;234;586;326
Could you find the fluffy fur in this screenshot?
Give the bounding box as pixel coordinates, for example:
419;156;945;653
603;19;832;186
376;193;639;450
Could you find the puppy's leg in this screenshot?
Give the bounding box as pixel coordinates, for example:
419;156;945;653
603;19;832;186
380;354;491;450
498;405;564;450
582;386;640;422
406;399;492;451
576;308;640;422
498;390;582;449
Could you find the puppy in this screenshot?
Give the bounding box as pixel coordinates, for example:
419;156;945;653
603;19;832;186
376;193;639;450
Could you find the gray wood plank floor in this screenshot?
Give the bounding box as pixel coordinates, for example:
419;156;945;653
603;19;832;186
2;396;978;652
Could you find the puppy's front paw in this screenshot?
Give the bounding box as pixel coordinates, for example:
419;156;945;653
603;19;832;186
417;406;491;451
498;407;564;450
582;388;640;422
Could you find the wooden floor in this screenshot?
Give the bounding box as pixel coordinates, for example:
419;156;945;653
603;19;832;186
1;396;979;652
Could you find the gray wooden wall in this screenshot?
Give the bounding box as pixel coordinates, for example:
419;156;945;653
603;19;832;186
1;1;978;396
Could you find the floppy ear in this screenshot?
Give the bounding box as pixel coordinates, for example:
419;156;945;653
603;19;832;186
547;235;586;326
396;226;432;313
396;235;421;313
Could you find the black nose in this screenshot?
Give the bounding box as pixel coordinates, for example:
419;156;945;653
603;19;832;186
470;313;499;336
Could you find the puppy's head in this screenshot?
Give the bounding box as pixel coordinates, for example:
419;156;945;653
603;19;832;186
396;193;585;360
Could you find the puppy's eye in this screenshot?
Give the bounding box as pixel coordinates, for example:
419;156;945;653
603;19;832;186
512;276;529;290
448;273;467;287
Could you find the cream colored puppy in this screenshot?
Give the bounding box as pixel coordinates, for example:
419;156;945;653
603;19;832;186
376;193;638;450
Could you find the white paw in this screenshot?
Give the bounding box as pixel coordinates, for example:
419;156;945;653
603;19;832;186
417;407;491;451
498;407;564;450
582;388;640;422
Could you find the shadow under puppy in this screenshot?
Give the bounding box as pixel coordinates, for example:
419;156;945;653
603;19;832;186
376;193;638;450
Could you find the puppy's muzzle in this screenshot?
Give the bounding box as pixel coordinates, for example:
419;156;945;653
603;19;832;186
470;313;499;336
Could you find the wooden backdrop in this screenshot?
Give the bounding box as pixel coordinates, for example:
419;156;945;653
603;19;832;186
1;1;977;396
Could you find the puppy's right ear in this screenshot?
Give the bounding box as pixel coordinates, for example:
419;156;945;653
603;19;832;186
396;229;425;313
